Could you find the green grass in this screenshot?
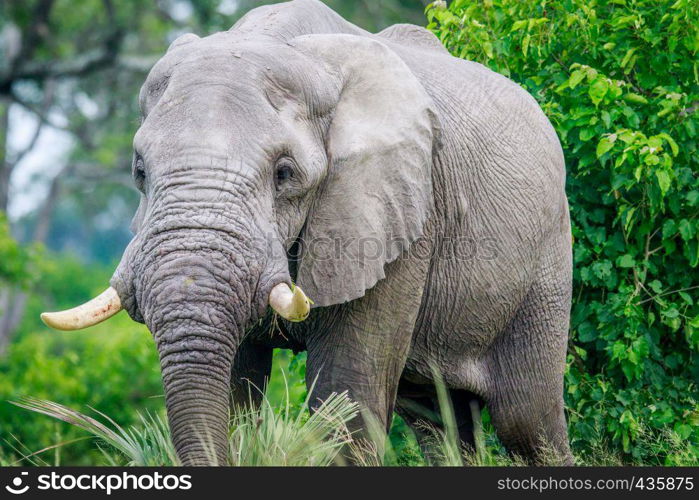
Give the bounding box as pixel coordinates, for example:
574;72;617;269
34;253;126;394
8;378;696;466
11;390;360;466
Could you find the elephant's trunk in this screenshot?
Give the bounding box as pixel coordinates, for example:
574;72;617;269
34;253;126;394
158;316;234;465
145;255;243;465
134;227;258;465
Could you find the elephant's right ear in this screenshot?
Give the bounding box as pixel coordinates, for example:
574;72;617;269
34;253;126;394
292;34;440;307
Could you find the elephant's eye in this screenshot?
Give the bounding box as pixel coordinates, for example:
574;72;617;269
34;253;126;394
275;158;295;188
133;154;146;192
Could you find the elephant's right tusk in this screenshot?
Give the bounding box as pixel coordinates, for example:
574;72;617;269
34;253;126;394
269;283;311;322
41;287;123;331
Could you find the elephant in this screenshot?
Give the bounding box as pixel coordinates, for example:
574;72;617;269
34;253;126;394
41;0;573;465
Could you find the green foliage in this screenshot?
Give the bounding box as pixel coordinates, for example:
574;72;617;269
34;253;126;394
266;349;308;408
227;390;359;466
0;310;161;465
0;213;41;288
16;253;115;335
12;397;177;467
428;0;698;463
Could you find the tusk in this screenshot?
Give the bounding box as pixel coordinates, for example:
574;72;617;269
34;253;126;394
269;283;311;322
41;287;123;331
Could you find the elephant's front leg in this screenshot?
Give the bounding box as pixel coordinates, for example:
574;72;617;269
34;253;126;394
304;249;430;453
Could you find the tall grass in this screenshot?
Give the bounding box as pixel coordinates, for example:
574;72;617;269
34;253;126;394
227;389;359;466
11;388;361;466
9;382;697;466
12;397;178;466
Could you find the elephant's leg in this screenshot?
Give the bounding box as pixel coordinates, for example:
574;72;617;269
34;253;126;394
305;311;413;445
487;381;570;465
304;252;429;457
486;243;573;465
229;339;273;409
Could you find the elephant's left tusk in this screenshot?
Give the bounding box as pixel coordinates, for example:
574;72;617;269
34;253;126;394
41;287;123;331
269;283;311;322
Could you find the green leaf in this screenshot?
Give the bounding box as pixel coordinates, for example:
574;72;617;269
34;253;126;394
688;190;699;206
655;170;672;195
617;254;635;268
649;280;663;293
623;93;648;104
569;70;585;89
663;307;680;319
510;19;527;32
596;134;617;157
621;47;637;68
601;110;612;128
482;41;493;59
678;291;693;305
657;133;679;156
578;322;597;342
588;78;608;106
522;33;531;56
580;128;596;141
678;219;695;242
662;219;677;238
689;315;699;329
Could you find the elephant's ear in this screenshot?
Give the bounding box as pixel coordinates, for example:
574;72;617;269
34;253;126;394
293;34;440;307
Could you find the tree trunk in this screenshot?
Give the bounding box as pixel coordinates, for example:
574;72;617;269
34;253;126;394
0;289;27;355
0;96;10;213
0;174;61;356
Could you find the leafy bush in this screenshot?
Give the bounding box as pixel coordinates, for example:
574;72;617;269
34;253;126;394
0;213;41;289
427;0;698;463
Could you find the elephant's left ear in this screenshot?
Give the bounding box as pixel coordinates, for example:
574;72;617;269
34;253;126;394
293;34;441;307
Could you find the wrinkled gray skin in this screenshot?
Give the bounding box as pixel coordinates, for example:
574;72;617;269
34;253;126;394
110;0;573;465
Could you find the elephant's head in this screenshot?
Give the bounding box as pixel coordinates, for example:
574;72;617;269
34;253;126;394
41;31;439;465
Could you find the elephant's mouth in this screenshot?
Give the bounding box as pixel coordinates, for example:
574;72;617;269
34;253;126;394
40;282;311;331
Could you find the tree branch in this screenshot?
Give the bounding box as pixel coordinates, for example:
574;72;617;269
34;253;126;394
8;89;67;131
636;285;699;306
11;0;56;73
5;29;123;84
